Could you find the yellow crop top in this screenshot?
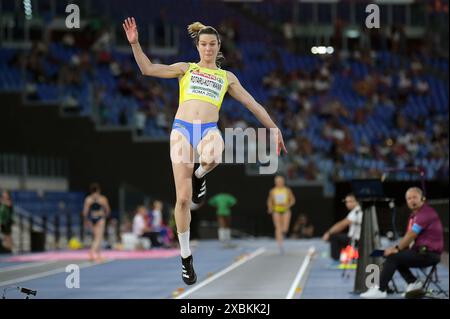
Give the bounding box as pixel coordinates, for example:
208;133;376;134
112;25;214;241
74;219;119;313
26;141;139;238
179;63;228;109
272;187;290;213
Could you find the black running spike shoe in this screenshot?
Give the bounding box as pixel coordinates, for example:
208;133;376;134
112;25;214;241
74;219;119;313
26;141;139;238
191;163;206;210
181;254;197;285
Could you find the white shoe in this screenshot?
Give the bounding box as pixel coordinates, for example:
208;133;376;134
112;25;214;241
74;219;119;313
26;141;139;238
406;280;423;293
190;201;203;210
360;286;387;299
404;280;425;298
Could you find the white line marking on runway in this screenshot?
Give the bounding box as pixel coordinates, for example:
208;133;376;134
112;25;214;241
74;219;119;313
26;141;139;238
285;246;315;299
0;261;110;287
175;247;266;299
0;261;58;272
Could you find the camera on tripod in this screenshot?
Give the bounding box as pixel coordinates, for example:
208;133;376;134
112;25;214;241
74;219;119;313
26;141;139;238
20;287;37;298
2;286;37;299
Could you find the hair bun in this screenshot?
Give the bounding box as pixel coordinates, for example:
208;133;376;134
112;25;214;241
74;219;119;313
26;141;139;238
187;21;206;38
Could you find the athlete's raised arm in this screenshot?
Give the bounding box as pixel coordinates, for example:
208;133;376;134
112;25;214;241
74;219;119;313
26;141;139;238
227;71;288;155
123;17;188;78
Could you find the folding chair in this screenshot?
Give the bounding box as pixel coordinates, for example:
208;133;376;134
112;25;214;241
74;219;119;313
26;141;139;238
390;263;448;298
416;264;449;299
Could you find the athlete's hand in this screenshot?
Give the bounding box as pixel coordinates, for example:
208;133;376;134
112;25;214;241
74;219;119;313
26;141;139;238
123;17;139;44
275;128;287;156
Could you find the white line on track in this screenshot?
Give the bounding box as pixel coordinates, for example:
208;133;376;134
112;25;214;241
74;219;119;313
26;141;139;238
175;247;266;299
0;260;110;287
285;246;315;299
0;261;59;272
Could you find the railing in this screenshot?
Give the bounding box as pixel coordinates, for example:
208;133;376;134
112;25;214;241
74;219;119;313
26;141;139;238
12;201;124;253
0;153;68;177
13;205;84;253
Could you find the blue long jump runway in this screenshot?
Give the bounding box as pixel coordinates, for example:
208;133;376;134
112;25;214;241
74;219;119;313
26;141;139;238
0;239;447;299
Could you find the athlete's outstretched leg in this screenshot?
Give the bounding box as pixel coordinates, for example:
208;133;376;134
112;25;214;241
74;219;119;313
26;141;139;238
171;130;197;285
172;160;194;250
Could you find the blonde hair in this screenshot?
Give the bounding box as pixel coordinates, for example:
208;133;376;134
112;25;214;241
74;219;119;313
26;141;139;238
187;22;207;39
187;21;224;67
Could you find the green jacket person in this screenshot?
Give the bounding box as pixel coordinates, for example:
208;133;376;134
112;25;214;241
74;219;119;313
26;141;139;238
208;193;237;243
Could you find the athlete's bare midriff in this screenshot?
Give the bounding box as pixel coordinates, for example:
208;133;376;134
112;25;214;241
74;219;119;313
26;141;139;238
175;99;220;123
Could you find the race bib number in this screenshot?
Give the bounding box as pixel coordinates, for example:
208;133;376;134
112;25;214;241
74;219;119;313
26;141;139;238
188;70;224;102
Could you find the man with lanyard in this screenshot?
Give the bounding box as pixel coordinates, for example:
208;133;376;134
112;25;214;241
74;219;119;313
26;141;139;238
361;187;444;298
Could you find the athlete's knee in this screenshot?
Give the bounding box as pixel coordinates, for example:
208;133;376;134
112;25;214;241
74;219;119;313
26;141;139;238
201;160;219;170
200;152;222;167
198;135;223;162
176;196;191;208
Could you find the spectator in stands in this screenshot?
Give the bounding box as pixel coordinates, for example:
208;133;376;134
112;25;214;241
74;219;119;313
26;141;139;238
217;20;243;71
282;20;295;50
62;33;75;48
133;205;153;247
149;200;163;230
322;193;362;262
290;213;314;239
415;77;430;96
314;72;330;95
1;4;447;195
149;200;173;247
361;187;444;299
397;69;412;103
0;190;14;253
134;106;147;136
154;8;168;47
132;204;162;248
82;183;111;262
92;28;112;53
